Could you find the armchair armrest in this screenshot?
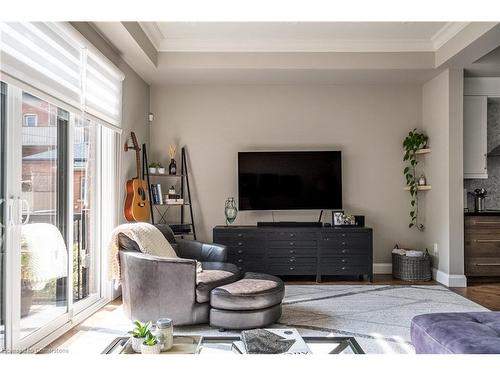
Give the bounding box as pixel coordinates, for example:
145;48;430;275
119;251;198;324
176;240;227;262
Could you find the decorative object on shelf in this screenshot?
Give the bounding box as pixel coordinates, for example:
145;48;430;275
150;183;163;205
403;129;429;231
154;318;174;352
148;162;158;175
128;321;152;353
141;332;161;354
168;145;177;175
157;163;165;174
224;197;238;225
332;210;345;226
418;175;427;186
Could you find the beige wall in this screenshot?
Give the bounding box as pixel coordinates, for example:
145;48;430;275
422;68;464;282
71;22;151;223
150;84;424;264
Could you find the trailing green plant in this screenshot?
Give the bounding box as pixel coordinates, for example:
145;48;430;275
403;129;428;231
142;332;158;346
128;321;151;338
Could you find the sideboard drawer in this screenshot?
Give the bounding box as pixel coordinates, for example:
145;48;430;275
319;247;369;256
321;255;370;266
465;236;500;257
268;264;317;275
267;231;317;240
268;248;317;257
268;240;317;249
268;256;316;266
465;257;500;276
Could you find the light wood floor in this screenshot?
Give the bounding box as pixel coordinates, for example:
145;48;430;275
44;275;500;352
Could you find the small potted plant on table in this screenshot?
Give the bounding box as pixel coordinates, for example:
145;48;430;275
141;332;161;354
128;321;151;353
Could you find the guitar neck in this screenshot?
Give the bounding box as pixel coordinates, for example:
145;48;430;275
135;149;141;179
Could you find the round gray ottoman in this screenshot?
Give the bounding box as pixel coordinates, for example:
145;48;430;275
209;272;285;330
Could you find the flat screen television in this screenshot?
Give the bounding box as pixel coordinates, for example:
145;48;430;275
238;151;342;211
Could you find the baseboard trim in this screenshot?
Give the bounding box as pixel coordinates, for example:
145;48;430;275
432;268;467;287
373;263;392;274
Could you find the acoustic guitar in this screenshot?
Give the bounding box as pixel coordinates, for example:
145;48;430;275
124;132;151;222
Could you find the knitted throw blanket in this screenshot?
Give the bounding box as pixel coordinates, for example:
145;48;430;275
108;222;178;283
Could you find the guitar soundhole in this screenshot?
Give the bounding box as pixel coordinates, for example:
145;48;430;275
138;187;146;201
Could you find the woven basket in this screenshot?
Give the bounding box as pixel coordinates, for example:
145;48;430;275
392;248;431;281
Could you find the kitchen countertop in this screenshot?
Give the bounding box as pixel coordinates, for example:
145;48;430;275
464;210;500;216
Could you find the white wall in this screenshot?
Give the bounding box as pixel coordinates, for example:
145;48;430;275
150;84;424;264
422;68;465;286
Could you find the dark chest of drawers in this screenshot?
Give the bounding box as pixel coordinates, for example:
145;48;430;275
465;215;500;277
213;226;373;282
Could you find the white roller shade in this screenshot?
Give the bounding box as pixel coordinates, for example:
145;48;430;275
0;22;83;109
84;49;123;126
0;22;124;127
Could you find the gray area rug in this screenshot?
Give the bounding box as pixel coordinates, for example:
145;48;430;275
175;284;488;354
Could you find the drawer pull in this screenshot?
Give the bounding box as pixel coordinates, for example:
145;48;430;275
290;242;295;246
473;221;500;225
342;242;346;246
475;263;500;266
237;233;243;238
289;258;296;263
289;266;295;271
342;234;346;237
341;259;347;263
290;250;295;254
238;242;243;246
237;259;243;263
290;233;295;237
342;249;349;254
238;266;242;270
341;266;348;270
237;249;243;254
475;239;500;243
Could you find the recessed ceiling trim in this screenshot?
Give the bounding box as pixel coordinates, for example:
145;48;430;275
156;38;435;52
139;22;163;50
431;22;470;50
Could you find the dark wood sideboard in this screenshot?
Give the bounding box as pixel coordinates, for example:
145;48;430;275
465;215;500;277
213;225;373;282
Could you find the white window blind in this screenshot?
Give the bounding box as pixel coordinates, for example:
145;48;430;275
0;22;124;127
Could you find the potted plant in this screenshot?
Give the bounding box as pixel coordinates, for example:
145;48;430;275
141;332;161;354
128;321;151;353
403;129;428;231
148;162;158;174
157;163;166;174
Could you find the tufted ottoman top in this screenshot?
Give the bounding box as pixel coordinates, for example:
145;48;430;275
210;272;285;311
411;312;500;354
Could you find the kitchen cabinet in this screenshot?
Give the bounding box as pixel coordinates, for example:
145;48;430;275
464;95;488;179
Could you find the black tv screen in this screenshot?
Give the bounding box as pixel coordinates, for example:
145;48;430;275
238;151;342;211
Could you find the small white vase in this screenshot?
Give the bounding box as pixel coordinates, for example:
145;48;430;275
141;342;161;354
149;167;157;174
130;336;145;353
157;167;166;174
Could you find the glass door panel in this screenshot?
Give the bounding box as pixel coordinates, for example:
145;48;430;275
73;118;98;303
0;82;6;351
19;91;68;339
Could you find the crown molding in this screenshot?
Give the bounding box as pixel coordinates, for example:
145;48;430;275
156;38;435;52
138;21;163;50
431;22;469;50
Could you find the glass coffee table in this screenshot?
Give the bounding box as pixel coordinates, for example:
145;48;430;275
102;335;364;354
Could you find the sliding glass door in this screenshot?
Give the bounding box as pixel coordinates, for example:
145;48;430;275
0;82;6;352
1;79;113;352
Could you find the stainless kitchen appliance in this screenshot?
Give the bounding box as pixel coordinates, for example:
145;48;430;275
471;188;487;212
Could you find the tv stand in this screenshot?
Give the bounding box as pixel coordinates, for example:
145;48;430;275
213;225;373;282
257;221;323;228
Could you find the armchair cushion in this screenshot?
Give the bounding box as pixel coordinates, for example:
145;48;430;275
195;262;241;303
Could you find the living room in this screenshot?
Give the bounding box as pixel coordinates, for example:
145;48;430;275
2;0;500;373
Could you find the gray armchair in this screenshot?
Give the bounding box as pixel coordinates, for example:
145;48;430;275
118;225;241;325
